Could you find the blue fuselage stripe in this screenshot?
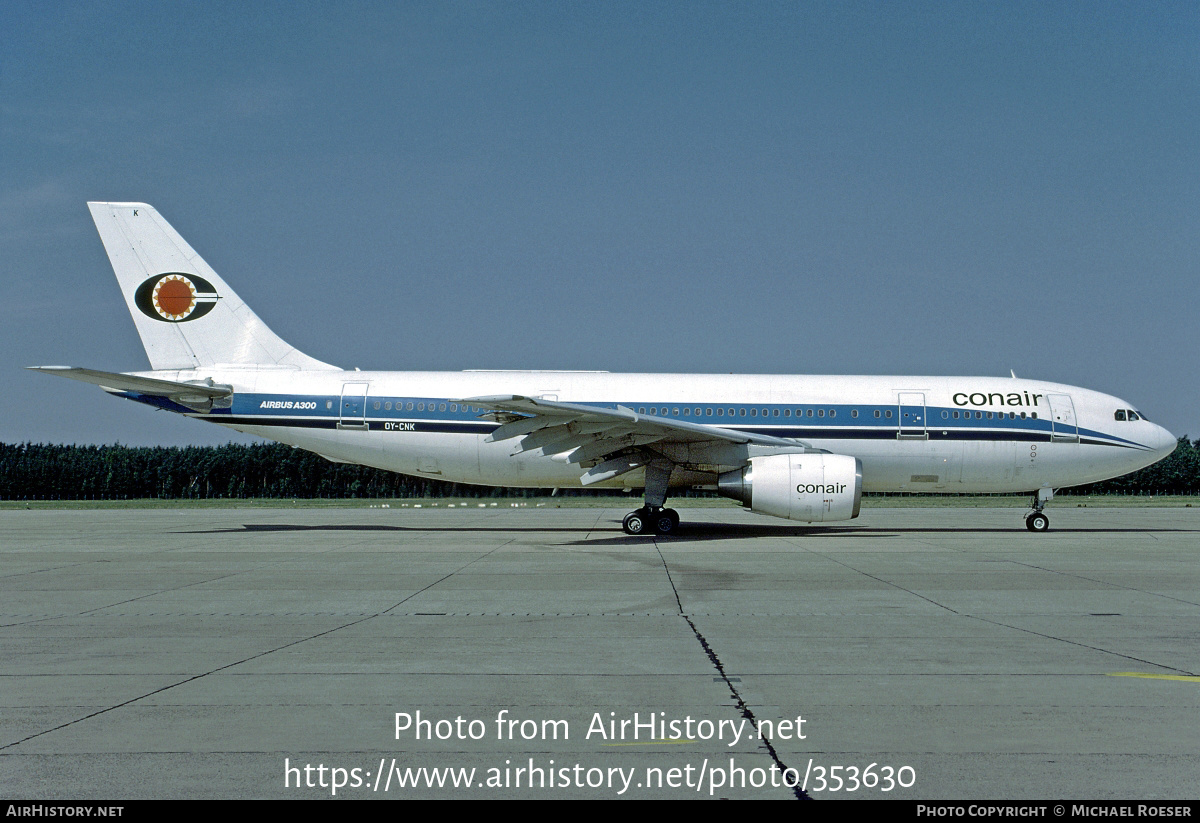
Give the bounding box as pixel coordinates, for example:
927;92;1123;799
119;392;1149;450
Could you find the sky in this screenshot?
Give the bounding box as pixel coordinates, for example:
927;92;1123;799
2;1;1198;446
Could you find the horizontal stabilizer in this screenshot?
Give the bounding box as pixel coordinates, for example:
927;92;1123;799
28;366;232;412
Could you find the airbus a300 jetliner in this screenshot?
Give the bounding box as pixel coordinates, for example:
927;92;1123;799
32;203;1176;534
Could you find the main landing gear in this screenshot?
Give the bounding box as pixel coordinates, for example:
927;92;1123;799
1025;487;1055;532
622;506;680;536
621;460;680;536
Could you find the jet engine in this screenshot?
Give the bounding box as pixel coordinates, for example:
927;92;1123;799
717;453;863;522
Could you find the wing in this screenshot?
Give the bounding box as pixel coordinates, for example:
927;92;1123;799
462;394;812;486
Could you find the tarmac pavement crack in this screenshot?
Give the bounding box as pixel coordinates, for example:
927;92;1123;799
0;539;515;752
0;560;101;580
793;545;1197;677
0;537;367;628
654;542;810;800
995;558;1200;608
378;538;513;615
0;570;249;629
0;529;411;628
583;511;605;541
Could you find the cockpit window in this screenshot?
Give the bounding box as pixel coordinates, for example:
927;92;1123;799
1114;410;1126;421
1128;410;1141;421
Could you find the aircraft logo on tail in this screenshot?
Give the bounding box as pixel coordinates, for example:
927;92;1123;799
134;273;219;322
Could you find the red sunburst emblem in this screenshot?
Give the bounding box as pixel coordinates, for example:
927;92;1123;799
152;275;197;320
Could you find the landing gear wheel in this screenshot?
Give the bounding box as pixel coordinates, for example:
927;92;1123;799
651;508;678;535
622;510;650;536
1026;512;1049;532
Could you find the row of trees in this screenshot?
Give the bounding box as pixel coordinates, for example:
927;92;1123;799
1064;435;1200;495
1;442;483;500
1;438;1197;501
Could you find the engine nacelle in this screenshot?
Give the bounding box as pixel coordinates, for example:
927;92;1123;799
717;453;863;522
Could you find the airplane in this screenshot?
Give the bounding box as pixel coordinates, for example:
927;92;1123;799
31;202;1177;535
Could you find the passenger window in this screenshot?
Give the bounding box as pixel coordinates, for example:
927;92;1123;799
406;402;414;411
739;408;747;417
851;410;858;418
806;409;813;417
683;408;690;416
750;408;757;417
706;408;713;416
784;409;791;417
885;410;893;418
673;408;680;416
639;407;645;414
817;409;824;417
450;404;457;412
829;410;836;418
773;409;780;417
873;410;880;418
716;408;723;416
417;403;425;411
373;401;380;410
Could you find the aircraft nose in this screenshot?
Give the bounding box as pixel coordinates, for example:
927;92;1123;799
1151;424;1177;458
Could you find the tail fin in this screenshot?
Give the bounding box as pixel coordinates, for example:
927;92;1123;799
87;202;337;371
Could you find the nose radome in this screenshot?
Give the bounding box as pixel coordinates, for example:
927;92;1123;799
1152;424;1177;457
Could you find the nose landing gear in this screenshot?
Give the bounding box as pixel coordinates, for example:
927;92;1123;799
1025;487;1055;531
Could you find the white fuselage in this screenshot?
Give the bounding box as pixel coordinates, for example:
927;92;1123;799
127;368;1177;496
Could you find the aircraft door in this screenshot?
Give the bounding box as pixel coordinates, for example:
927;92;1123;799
1046;394;1079;443
339;382;369;430
898;392;927;439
